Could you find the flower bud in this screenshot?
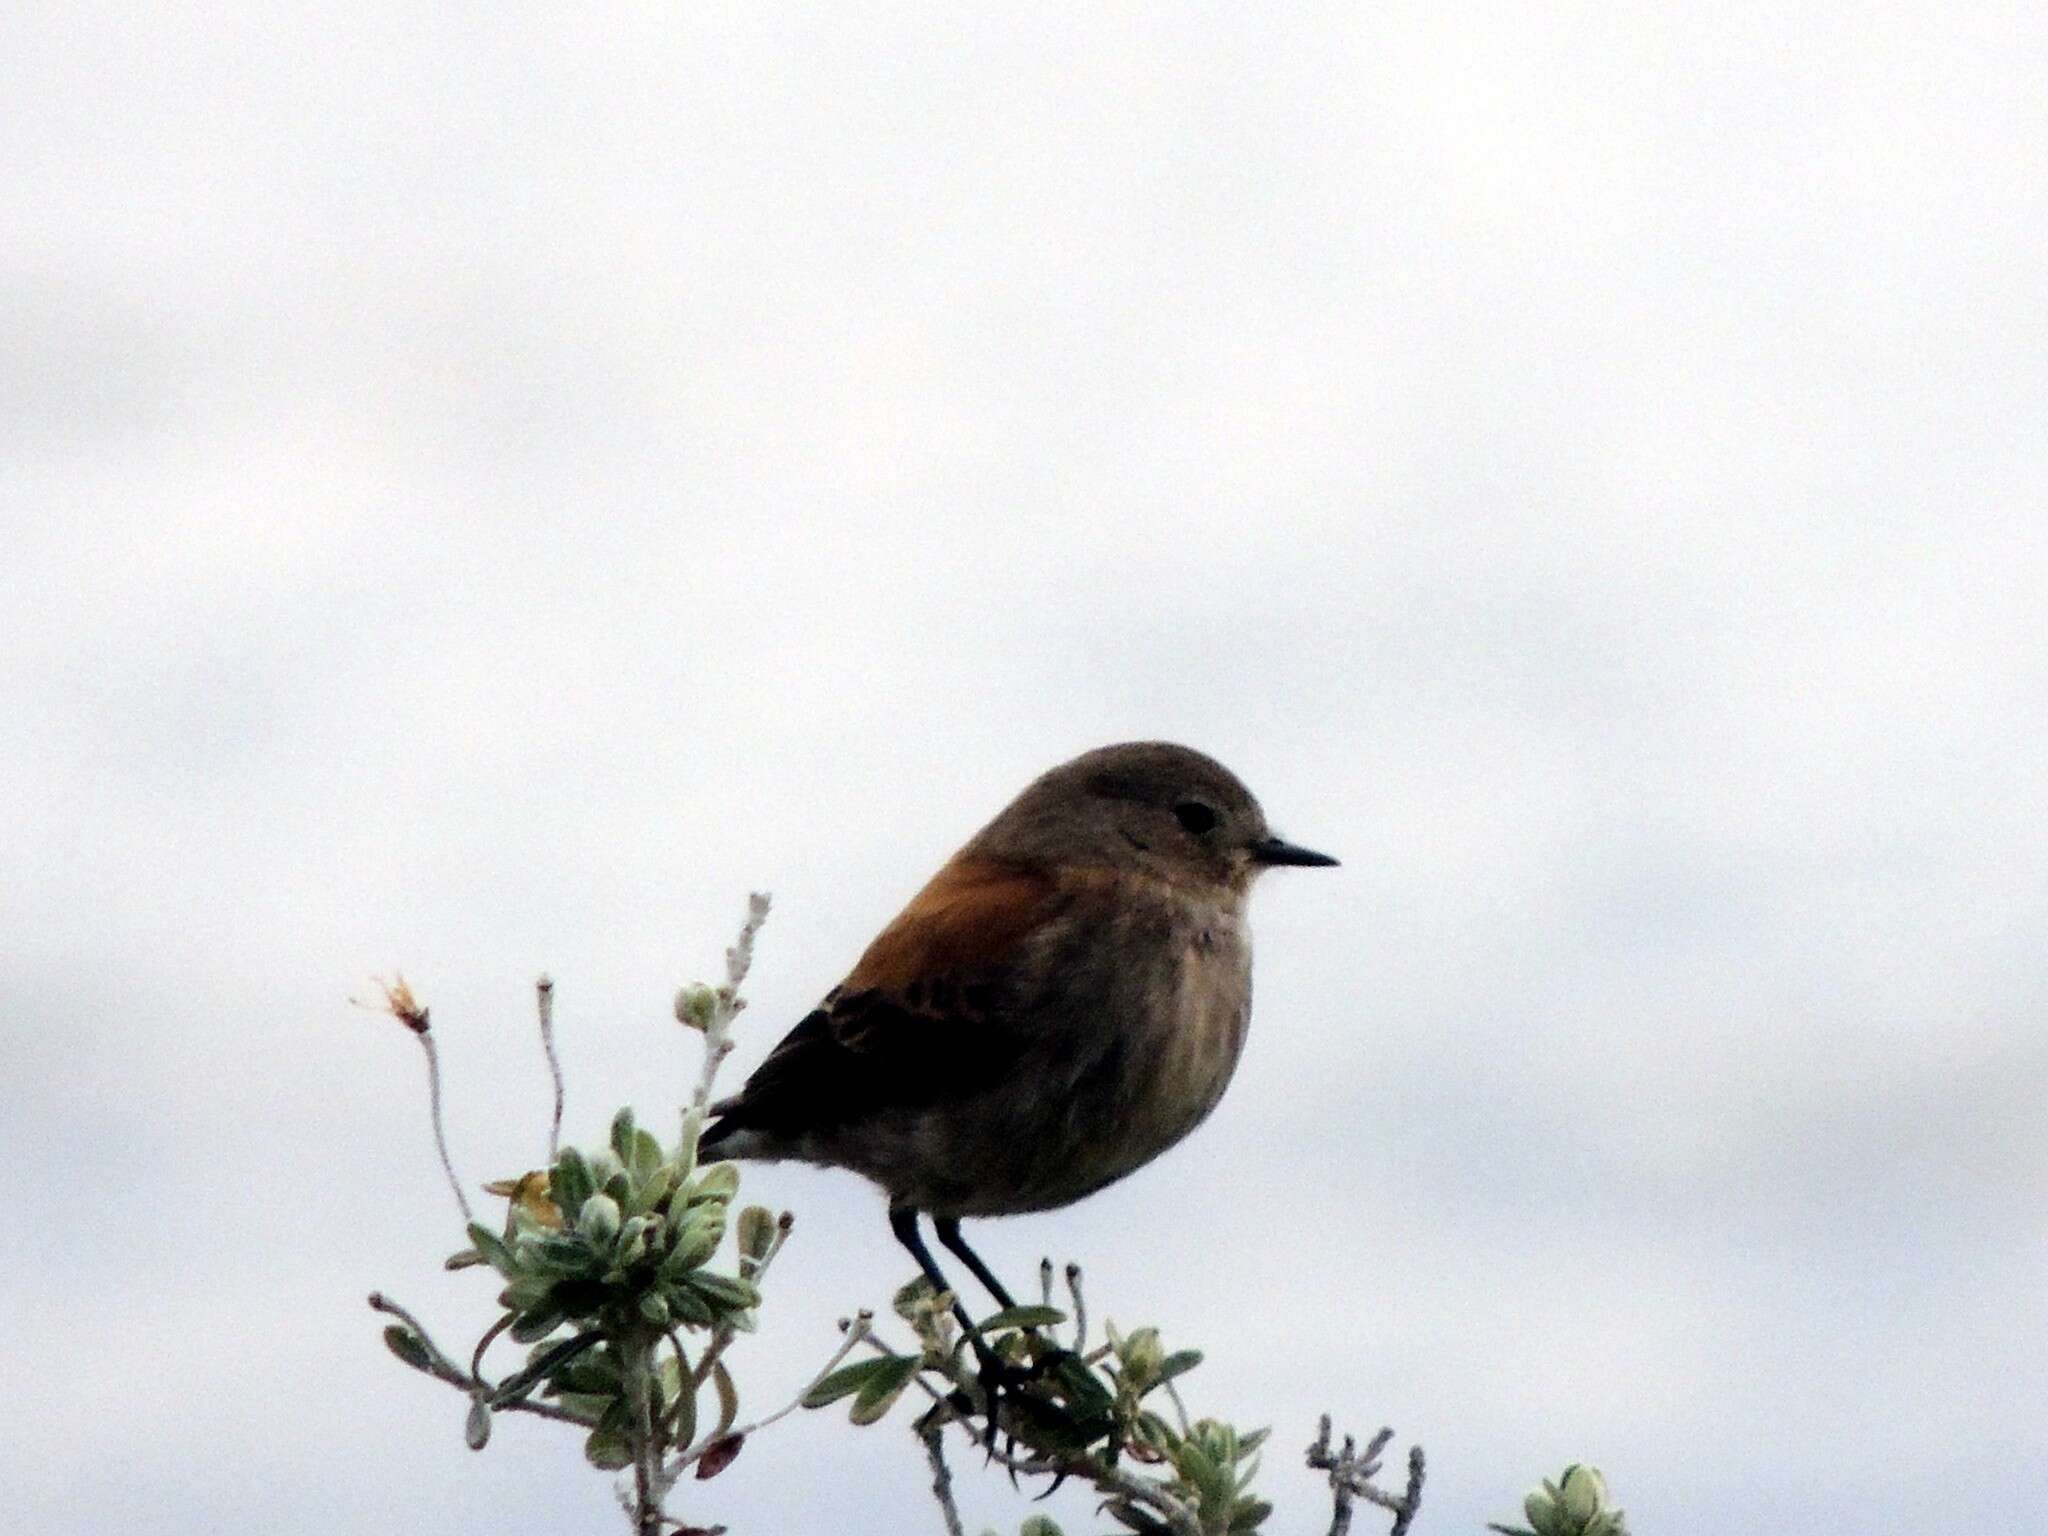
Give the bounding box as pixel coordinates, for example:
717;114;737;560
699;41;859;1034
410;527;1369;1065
578;1193;621;1247
674;984;719;1032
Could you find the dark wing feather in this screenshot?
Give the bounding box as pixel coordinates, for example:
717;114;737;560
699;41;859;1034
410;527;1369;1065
702;856;1059;1146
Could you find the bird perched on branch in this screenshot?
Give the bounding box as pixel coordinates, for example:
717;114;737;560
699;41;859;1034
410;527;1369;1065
698;741;1336;1330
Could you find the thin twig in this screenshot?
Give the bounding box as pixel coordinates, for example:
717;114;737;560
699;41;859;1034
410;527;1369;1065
490;1331;602;1408
953;1427;1201;1536
1163;1379;1193;1439
356;977;475;1225
415;1031;476;1224
368;1293;592;1426
919;1420;968;1536
536;974;564;1160
1307;1415;1423;1536
1064;1262;1087;1354
663;1309;874;1476
690;1326;738;1392
626;1338;662;1536
469;1311;514;1384
681;893;771;1150
692;1212;794;1391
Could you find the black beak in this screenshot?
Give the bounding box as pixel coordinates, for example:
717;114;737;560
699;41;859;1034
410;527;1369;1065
1249;835;1339;868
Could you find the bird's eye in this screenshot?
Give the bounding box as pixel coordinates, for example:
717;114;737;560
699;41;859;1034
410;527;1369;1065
1173;801;1218;835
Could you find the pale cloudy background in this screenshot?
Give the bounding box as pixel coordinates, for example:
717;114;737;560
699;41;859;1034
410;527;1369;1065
4;4;2044;1533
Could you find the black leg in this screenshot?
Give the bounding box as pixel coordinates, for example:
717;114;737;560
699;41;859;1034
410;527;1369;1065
889;1206;1012;1452
933;1216;1018;1312
889;1207;982;1338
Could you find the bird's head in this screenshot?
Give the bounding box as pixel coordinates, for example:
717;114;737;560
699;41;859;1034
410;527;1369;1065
969;741;1338;893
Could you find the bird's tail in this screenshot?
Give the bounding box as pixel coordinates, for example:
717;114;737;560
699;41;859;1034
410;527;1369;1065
694;1097;765;1161
695;1115;738;1158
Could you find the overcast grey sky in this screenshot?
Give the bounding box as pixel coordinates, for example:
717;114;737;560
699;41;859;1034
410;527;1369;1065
4;4;2045;1533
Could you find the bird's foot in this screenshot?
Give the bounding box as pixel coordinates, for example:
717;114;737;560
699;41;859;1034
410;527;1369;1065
960;1339;1097;1480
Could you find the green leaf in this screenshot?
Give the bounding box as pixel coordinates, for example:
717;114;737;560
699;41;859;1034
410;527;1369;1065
666;1359;697;1449
516;1232;596;1278
892;1275;937;1319
552;1390;612;1423
712;1360;739;1438
1019;1518;1066;1536
1526;1489;1565;1536
610;1106;638;1163
628;1126;664;1185
443;1247;484;1271
578;1193;622;1246
551;1147;594;1216
686;1271;760;1311
626;1159;676;1217
674;1113;700;1185
691;1162;742;1203
980;1304;1065;1332
1156;1348;1203;1384
847;1353;920;1425
584;1423;633;1470
664;1208;727;1275
464;1397;492;1450
660;1284;717;1328
737;1204;777;1263
466;1223;519;1279
548;1357;622;1396
510;1305;565;1344
639;1292;672;1326
1050;1352;1113;1410
801;1356;897;1409
382;1325;432;1372
499;1275;554;1313
1226;1497;1272;1532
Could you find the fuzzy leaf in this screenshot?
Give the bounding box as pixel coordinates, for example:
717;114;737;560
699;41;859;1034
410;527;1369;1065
892;1275;937;1319
694;1431;744;1479
661;1284;717;1328
1227;1497;1272;1532
551;1147;594;1216
737;1205;777;1263
801;1357;896;1409
663;1210;726;1275
510;1306;565;1344
609;1107;638;1163
518;1232;596;1277
499;1275;554;1313
687;1271;760;1312
466;1223;519;1279
712;1360;739;1438
1156;1348;1203;1384
847;1353;919;1425
667;1361;697;1450
691;1162;742;1203
584;1424;633;1470
382;1325;432;1372
980;1304;1066;1332
628;1126;664;1185
577;1193;622;1246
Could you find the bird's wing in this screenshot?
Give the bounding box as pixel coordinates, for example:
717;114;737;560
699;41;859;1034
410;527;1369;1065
705;856;1061;1142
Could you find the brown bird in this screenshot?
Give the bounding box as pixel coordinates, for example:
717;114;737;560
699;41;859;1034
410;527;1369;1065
698;741;1336;1331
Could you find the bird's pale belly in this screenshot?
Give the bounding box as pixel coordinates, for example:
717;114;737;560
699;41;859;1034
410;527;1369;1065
884;921;1253;1217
